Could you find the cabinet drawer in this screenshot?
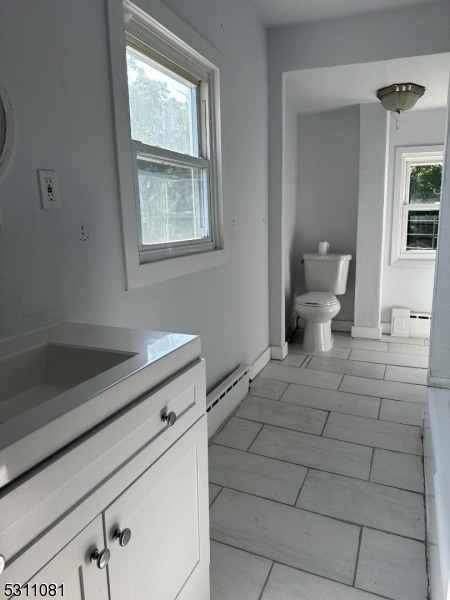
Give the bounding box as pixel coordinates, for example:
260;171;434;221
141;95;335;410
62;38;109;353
0;361;205;563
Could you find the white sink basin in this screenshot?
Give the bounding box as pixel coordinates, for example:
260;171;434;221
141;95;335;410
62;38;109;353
0;322;201;487
0;343;135;423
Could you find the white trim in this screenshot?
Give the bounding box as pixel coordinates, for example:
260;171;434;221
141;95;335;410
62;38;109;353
351;325;382;340
249;348;271;381
270;343;288;360
105;0;227;290
391;145;443;267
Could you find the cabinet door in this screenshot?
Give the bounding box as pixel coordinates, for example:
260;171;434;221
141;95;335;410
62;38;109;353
1;517;108;600
105;417;210;600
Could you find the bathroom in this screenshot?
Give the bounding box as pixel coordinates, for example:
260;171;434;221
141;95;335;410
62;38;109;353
0;0;450;599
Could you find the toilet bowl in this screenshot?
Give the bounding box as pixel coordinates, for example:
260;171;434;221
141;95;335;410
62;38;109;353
295;292;341;353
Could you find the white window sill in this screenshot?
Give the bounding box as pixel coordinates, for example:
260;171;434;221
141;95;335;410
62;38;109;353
125;247;229;289
391;254;436;268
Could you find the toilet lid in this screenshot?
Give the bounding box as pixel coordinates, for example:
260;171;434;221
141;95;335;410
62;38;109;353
295;292;337;307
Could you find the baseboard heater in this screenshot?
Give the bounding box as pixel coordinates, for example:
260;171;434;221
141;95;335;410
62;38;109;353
206;363;249;439
391;308;431;338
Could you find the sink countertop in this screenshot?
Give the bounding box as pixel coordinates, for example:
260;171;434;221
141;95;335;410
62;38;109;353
0;322;201;487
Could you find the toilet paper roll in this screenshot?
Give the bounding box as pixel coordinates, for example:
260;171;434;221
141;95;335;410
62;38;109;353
318;241;329;254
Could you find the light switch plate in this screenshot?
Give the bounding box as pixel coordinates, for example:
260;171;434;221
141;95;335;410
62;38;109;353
38;169;61;209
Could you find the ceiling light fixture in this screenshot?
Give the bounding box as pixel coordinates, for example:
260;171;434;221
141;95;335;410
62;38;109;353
376;83;425;114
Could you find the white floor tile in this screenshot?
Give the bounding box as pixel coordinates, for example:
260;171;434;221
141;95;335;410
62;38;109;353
334;335;389;353
340;375;427;404
382;335;426;346
259;363;342;390
210;541;272;600
308;356;385;379
388;343;430;356
379;398;425;426
209;444;307;505
272;354;306;367
323;412;422;455
370;449;424;493
210;488;360;585
289;343;351;360
249;377;289;401
209;483;222;506
213;417;262;451
249;425;372;480
355;528;427;600
297;470;425;540
261;563;383;600
281;384;380;419
349;348;428;369
384;364;428;385
237;396;328;435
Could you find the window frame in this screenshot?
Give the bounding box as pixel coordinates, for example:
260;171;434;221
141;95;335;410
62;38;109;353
390;145;443;267
107;0;226;289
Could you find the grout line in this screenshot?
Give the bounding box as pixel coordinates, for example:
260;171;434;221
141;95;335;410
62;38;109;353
377;399;382;420
352;527;364;587
244;422;264;451
301;355;313;369
211;444;424;494
320;412;330;436
238;416;422;455
257;561;275;600
215;485;425;543
368;447;375;480
278;383;290;402
209;485;224;509
294;468;309;506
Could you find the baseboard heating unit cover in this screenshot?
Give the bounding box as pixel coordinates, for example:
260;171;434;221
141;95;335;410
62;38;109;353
206;363;249;438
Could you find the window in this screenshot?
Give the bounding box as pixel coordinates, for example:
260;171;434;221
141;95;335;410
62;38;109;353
126;39;215;261
107;1;225;289
391;146;443;265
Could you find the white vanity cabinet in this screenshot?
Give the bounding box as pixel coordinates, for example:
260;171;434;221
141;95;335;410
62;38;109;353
0;330;209;600
2;517;109;599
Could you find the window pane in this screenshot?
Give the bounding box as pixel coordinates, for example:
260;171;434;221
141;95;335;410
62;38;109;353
406;210;439;250
137;155;209;246
126;47;198;156
408;163;442;204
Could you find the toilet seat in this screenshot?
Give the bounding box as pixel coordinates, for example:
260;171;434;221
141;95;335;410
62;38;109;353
295;292;337;307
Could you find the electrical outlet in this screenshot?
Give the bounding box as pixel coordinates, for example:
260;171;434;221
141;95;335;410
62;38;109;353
38;169;61;209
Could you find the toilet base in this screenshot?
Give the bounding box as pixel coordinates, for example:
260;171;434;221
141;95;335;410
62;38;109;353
302;320;334;353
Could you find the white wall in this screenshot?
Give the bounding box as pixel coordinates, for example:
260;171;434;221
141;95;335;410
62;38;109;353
283;98;298;332
0;0;269;391
430;80;450;385
295;106;359;322
381;108;447;323
268;1;450;345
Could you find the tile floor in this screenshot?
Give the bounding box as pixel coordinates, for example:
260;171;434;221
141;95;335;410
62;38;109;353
208;332;429;600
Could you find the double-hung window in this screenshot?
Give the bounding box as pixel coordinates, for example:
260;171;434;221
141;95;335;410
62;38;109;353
107;1;224;288
391;146;443;265
126;38;215;261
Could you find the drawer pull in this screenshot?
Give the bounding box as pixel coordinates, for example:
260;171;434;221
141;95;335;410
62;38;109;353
113;527;132;547
90;547;110;569
161;411;177;426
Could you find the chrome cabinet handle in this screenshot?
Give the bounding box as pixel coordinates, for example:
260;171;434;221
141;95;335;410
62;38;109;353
0;554;5;575
161;411;177;426
90;548;110;569
113;527;132;547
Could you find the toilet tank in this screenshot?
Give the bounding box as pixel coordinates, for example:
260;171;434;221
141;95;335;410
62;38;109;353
304;253;352;295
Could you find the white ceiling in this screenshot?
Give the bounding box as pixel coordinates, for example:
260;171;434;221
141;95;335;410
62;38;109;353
245;0;443;28
285;53;450;115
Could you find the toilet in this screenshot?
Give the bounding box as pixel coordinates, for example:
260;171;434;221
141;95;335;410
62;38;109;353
295;253;352;352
